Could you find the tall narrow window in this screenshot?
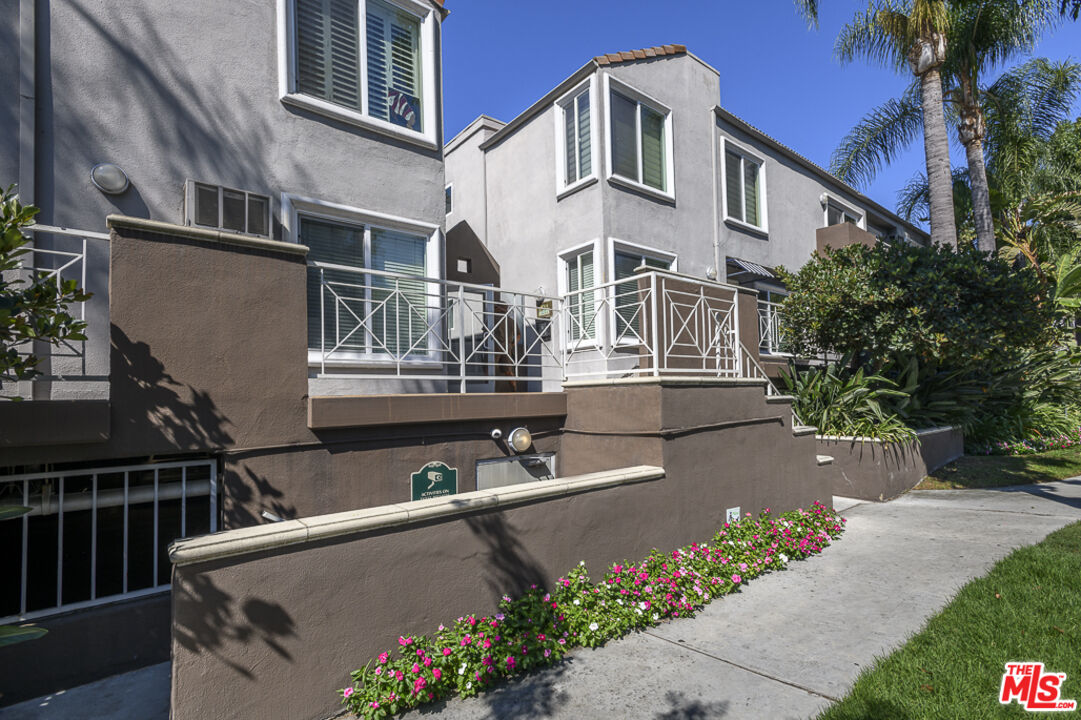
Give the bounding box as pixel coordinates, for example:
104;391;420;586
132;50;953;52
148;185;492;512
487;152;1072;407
292;0;427;134
565;251;595;342
723;144;766;230
560;87;592;187
302;216;429;358
608;87;670;193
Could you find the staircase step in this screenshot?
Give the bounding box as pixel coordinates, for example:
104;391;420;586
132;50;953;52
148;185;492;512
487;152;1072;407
792;425;818;437
816;454;834;466
765;395;796;404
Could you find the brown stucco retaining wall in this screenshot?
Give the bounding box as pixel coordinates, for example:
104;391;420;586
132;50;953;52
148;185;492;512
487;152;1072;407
0;594;170;707
171;380;831;720
819;426;964;501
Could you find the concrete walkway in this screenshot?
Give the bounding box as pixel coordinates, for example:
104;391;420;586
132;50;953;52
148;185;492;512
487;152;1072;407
396;479;1081;720
3;480;1079;720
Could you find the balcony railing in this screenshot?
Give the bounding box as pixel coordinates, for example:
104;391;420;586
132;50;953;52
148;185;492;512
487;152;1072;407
758;299;788;356
313;264;747;387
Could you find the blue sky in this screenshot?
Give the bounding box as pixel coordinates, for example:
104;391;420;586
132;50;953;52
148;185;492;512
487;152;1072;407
442;1;1081;225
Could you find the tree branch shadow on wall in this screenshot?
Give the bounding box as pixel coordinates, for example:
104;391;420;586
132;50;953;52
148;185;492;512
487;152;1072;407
462;512;549;601
655;692;730;719
173;573;297;681
224;466;299;529
112;326;234;451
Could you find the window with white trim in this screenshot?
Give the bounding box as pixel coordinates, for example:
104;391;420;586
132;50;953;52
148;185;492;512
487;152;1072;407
187;181;271;236
612;245;674;337
607;81;671;194
724;144;765;229
563;249;596;342
557;84;593;189
301;215;429;357
290;0;429;135
827;203;861;226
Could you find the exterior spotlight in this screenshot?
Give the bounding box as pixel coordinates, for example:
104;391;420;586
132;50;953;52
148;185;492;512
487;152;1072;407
90;163;130;194
705;266;718;280
508;427;532;453
490;428;503;440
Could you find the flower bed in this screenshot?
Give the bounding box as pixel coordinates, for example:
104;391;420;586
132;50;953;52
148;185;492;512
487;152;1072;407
973;427;1081;456
340;502;845;718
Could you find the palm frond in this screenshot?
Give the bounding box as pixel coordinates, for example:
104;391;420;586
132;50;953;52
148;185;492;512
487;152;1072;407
830;85;924;186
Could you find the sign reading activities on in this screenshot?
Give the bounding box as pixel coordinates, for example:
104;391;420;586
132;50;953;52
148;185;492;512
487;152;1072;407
411;462;459;502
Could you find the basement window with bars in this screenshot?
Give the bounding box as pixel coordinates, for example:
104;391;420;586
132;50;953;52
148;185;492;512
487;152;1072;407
607;77;672;197
292;0;428;136
188;182;270;236
301;215;431;359
723;141;766;231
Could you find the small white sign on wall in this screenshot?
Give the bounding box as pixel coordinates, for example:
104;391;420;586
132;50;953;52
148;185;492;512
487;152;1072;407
726;506;741;523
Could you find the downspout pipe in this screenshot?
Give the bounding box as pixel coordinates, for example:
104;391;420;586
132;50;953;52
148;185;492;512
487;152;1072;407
18;0;35;205
709;107;722;283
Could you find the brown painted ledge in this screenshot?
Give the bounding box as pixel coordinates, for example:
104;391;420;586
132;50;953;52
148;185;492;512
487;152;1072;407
308;392;568;430
0;399;110;447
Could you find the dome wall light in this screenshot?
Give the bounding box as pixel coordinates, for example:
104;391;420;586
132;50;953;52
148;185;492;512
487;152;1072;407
90;163;130;195
508;427;533;453
490;428;503;440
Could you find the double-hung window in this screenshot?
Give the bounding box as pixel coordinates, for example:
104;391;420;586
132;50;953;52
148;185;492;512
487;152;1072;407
606;77;672;198
564;249;596;342
723;141;767;231
302;215;430;359
286;0;434;144
612;244;674;338
556;81;594;192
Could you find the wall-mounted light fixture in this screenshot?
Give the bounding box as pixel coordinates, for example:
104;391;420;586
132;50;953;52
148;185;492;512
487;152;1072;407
508;427;533;453
705;266;718;280
90;163;130;195
490;428;503;440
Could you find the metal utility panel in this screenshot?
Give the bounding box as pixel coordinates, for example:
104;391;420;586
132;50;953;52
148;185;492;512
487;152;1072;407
476;453;556;490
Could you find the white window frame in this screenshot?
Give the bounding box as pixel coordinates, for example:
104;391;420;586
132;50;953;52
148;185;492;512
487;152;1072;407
557;239;603;349
281;192;443;368
184;180;272;237
720;137;769;236
820;192;867;230
607;238;676;347
554;76;599;199
277;0;439;149
602;74;675;203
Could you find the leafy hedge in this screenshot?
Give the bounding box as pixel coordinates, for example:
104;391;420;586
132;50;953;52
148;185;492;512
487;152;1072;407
341;503;846;718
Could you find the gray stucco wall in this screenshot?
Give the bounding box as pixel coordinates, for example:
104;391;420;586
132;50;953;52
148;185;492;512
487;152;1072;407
3;0;446;400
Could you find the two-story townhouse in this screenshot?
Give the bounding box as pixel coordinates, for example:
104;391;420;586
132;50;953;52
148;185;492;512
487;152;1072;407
444;45;929;362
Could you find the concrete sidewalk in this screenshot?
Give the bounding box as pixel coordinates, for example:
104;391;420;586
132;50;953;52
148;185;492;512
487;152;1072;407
3;480;1079;720
396;479;1081;720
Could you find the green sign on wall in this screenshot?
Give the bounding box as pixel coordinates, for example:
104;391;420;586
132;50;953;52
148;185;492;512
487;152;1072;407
411;462;458;501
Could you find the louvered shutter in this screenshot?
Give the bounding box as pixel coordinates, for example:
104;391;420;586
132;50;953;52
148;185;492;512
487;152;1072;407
610;92;638;181
370;228;428;356
744;159;760;226
367;0;422;130
725;150;743;222
295;0;361;111
564;100;577;185
302;217;365;351
577;89;592;179
640;106;666;191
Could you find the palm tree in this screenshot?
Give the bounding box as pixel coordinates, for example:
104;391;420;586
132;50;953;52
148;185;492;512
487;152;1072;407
835;1;958;247
944;1;1060;253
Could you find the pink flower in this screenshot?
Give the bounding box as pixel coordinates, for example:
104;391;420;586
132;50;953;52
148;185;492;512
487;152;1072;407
369;701;379;709
411;663;420;674
374;667;382;676
731;574;742;584
395;671;404;681
506;656;516;668
378;652;389;664
442;648;452;656
413;676;427;694
343;687;354;699
423;657;432;667
461;635;472;646
483;639;492;649
433;668;442;680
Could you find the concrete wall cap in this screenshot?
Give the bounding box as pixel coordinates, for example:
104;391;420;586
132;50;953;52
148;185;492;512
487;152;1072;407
169;465;665;566
562;376;767;388
107;215;309;257
815;426;960;444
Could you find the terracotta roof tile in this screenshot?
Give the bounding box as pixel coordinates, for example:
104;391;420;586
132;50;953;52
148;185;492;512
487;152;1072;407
593;44;686;67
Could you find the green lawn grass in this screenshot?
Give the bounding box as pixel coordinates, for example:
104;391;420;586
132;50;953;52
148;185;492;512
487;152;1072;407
817;521;1081;719
917;446;1081;490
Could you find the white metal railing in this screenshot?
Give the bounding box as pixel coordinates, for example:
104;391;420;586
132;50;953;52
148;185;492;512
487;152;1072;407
562;269;742;381
758;299;788;356
312;262;564;390
0;459;217;624
311;265;760;387
10;225;109;381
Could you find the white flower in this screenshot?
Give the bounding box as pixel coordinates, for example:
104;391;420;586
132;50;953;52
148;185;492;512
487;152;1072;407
617;599;624;605
635;608;643;615
458;663;467;675
588;622;599;632
779;554;789;564
573;599;581;606
639;602;647;610
466;682;472;690
579;560;585;566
